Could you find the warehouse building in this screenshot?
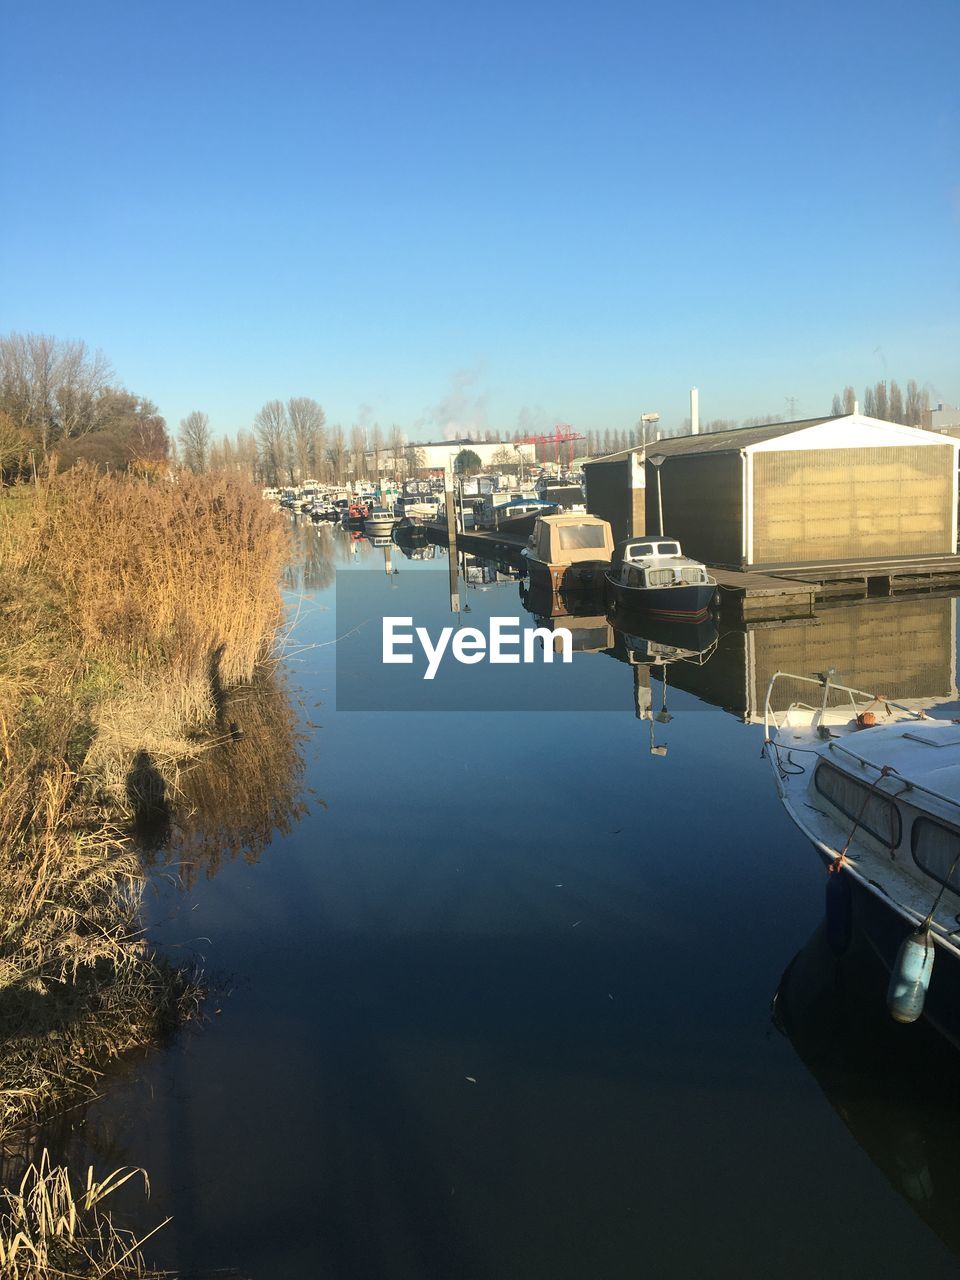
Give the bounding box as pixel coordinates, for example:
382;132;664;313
582;448;646;544
587;413;960;569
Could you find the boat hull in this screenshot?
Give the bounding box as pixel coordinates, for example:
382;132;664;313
604;573;717;620
526;557;608;596
364;517;398;535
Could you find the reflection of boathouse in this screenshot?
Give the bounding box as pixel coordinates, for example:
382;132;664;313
661;596;957;720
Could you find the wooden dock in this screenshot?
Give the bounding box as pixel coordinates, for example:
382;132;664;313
425;523;528;560
709;567;816;620
763;553;960;600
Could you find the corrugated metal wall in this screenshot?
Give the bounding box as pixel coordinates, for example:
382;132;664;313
752;446;955;564
647;453;743;566
584;459;644;545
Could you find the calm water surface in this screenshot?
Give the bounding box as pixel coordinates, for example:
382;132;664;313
55;523;960;1277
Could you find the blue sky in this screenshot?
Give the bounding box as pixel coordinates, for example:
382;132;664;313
3;0;957;440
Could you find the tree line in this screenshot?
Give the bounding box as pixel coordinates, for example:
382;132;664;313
830;380;930;425
0;332;170;480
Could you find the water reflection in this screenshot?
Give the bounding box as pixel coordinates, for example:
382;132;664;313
154;670;307;887
283;517;337;592
775;923;960;1256
667;595;958;721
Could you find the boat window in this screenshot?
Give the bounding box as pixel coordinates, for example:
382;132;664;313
911;818;960;894
656;542;679;555
680;567;704;584
626;566;644;587
628;542;655;557
557;524;607;550
647;568;675;586
813;762;901;848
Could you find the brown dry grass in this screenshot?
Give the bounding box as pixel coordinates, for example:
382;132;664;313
0;467;288;1250
0;1150;168;1278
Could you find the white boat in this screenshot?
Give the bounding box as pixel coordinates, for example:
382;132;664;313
363;506;398;535
764;670;960;1042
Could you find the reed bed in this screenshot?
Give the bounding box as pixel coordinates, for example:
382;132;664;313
0;468;288;1270
0;1150;167;1279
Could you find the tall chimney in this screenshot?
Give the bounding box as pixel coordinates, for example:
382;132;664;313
690;387;699;436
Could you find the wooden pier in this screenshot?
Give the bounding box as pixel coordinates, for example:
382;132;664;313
708;568;816;620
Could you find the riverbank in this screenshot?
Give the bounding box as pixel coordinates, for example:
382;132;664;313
0;467;288;1273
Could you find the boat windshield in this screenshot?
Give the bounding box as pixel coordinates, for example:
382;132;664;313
558;524;608;550
656;542;679;555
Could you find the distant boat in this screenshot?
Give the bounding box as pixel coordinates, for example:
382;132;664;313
487;498;557;536
605;537;717;621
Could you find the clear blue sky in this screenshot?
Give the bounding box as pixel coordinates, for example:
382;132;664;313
3;0;957;440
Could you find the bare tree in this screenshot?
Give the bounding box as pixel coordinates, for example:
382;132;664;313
179;411;211;473
0;409;27;482
326;424;347;484
905;380;923;427
235;429;259;481
874;380;889;421
831;393;843;416
843;385;856;414
888;380;904;424
370;423;384;484
254;400;289;487
349;425;368;481
388;426;405;479
288;397;326;481
0;332;112;457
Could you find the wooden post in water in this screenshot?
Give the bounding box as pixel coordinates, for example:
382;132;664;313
445;459;460;614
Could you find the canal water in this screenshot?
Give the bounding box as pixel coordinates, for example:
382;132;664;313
55;522;960;1277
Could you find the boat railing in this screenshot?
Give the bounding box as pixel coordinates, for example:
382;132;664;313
763;670;929;741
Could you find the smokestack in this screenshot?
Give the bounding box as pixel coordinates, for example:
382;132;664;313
690;387;699;436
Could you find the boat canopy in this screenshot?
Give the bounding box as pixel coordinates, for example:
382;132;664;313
529;514;614;564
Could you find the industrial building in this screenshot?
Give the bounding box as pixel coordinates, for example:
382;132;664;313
367;438;536;475
586;413;960;570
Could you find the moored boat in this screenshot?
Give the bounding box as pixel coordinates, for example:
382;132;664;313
523;514;615;597
604;536;717;620
765;670;960;1044
363;506;398;536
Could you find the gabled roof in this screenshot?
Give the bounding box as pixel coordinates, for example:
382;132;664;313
584;413;957;463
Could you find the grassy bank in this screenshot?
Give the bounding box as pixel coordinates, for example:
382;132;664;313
0;466;289;1271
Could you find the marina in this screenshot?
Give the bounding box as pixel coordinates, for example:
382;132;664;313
6;6;958;1274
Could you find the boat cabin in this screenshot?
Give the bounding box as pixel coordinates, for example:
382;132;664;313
526;514;615;567
615;537;712;589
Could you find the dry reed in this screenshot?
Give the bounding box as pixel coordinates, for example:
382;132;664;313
0;1149;168;1279
0;467;287;1209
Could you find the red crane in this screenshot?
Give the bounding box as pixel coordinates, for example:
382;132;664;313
518;424;586;467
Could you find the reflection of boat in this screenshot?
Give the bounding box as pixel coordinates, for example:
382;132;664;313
523;514;614;596
605;537;717;620
775;922;960;1259
614;614;719;663
765;671;960;1043
393;518;429;547
461;553;524;587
